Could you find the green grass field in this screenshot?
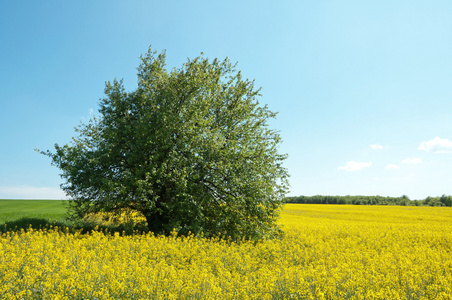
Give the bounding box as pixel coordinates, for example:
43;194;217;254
0;200;69;231
0;200;149;234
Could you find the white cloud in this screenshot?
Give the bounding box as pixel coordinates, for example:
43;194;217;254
385;164;400;170
402;157;422;164
338;161;372;172
0;186;66;200
418;137;452;153
370;144;383;150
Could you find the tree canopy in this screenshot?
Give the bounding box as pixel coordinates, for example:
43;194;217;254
41;47;289;240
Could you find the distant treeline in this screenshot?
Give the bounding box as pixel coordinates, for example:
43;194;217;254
284;195;452;207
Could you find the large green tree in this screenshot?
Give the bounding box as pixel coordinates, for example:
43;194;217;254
41;47;289;240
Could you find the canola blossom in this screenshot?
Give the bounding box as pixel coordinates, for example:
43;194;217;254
1;204;452;299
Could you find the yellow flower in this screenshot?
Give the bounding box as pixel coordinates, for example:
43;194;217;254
1;204;452;299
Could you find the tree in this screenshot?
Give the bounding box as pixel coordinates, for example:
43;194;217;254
40;47;289;240
440;194;452;207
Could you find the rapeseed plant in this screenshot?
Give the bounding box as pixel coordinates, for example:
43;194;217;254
1;205;452;299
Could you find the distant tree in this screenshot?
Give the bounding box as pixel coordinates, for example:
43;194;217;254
440;195;452;207
424;197;443;206
40;47;289;241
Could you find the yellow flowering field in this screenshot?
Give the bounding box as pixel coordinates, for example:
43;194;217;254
1;204;452;299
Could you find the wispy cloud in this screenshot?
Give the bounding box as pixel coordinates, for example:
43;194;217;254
338;161;372;172
0;186;66;199
370;144;383;150
385;164;400;170
418;137;452;153
402;157;422;164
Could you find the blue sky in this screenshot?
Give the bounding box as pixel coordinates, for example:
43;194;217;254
1;1;452;200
